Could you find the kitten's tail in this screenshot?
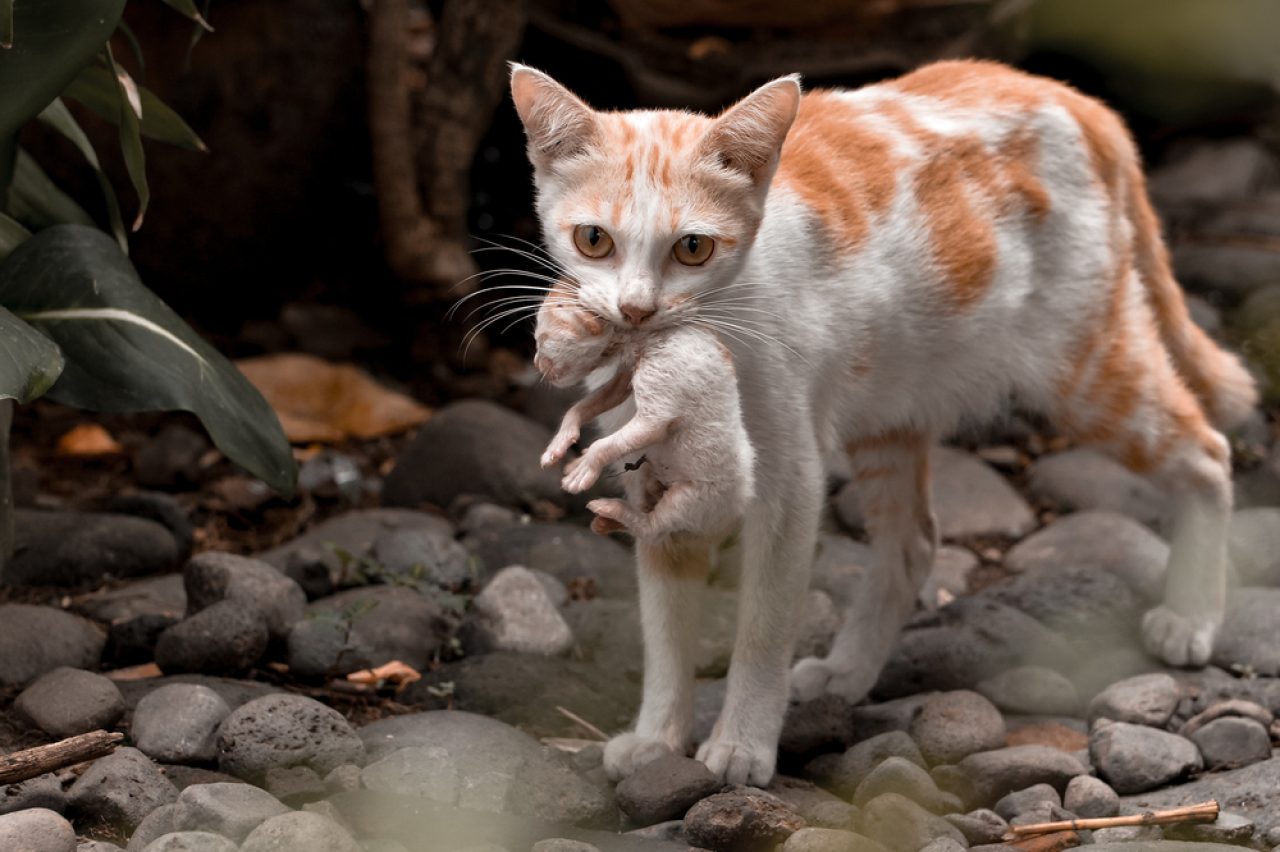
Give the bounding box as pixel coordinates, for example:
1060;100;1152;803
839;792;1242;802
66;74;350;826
1129;177;1258;431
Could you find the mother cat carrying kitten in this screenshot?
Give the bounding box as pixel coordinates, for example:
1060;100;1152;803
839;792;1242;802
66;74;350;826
509;59;1257;786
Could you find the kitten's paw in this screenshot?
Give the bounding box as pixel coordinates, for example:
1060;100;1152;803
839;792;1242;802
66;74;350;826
587;498;639;533
696;737;775;786
1142;605;1219;667
541;428;579;469
603;733;674;781
790;657;835;703
562;459;601;494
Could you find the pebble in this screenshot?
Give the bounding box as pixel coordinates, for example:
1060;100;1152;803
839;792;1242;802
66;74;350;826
466;522;635;599
1187;717;1272;770
67;747;178;831
530;841;599;852
127;803;178;852
0;604;105;687
155;600;269;675
13;667;124;737
0;808;76;852
931;448;1038;539
184;552;306;641
360;746;459;804
372;526;474;590
945;809;1009;845
994;784;1060;821
852;757;954;813
910;690;1007;766
77;574;188;623
263;766;326;805
860;793;968;852
683;787;805;852
216;693;365;779
957;746;1087;805
1003;512;1168;601
1179;698;1274;737
467;565;574;655
1087;673;1181;727
105;491;195;561
1213;588;1280;675
505;746;617;826
781;827;891;852
288;585;449;678
239;811;362;852
80;842;127;852
132;684;232;764
849;694;932;741
169;782;289;842
1089;720;1202;795
780;694;856;760
807;731;926;798
1091;825;1161;843
977;667;1080;717
919;840;966;852
1026;450;1167;528
6;509;178;586
0;773;64;816
139;833;238;852
1165;812;1258;845
325;764;363;794
1062;775;1119;818
615;754;721;826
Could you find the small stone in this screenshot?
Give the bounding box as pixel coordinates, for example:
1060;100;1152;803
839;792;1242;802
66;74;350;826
13;667;124;738
216;694;365;780
945;809;1008;845
780;694;855;760
288;585;449;678
184;552;306;641
1213;588;1280;676
807;731;926;798
1179;698;1274;737
360;746;459;804
128;803;178;852
67;747;178;832
140;833;239;852
0;808;75;852
372;527;473;589
1092;825;1161;843
0;605;105;688
0;773;64;816
6;509;178;586
1149;138;1278;210
467;565;574;656
1003;512;1168;601
615;754;721;825
325;764;363;794
957;746;1087;805
77;574;188;623
1027;451;1167;528
80;842;126;852
1062;776;1118;819
860;793;967;852
804;801;861;831
1187;717;1272;769
852;757;951;813
782;827;890;852
132;684;231;764
155;601;269;675
1089;721;1202;794
1086;673;1181;727
104;491;195;561
919;840;966;852
931;448;1037;539
169;782;288;842
263;766;326;805
683;787;805;852
107;613;181;667
977;667;1079;718
530;841;599;852
994;784;1060;821
849;694;932;742
239;811;362;852
1165;811;1257;844
505;746;617;826
466;522;635;599
910;690;1006;766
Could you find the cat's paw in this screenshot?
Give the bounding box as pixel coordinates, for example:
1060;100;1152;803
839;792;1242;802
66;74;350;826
587;498;640;534
603;733;674;781
790;656;879;704
541;427;579;469
1142;605;1218;667
562;457;602;494
789;657;835;703
696;736;775;786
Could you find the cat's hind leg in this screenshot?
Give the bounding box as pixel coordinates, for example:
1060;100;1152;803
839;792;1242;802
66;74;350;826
791;430;937;702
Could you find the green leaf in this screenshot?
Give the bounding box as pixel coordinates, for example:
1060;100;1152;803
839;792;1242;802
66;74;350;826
0;225;297;493
63;63;207;152
115;20;145;74
0;211;30;259
0;0;126;140
0;301;64;404
103;45;148;231
36;99;127;250
159;0;213;32
6;148;96;230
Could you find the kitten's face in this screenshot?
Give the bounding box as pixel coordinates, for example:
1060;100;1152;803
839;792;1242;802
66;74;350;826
511;67;801;335
533;288;614;387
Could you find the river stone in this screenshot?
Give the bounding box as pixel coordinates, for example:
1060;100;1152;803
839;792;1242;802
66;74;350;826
977;667;1080;717
852;757;954;813
1087;673;1181;727
170;782;289;842
0;604;105;687
1090;721;1202;795
127;803;178;852
468;565;573;656
0;773;64;816
909;690;1006;766
860;793;967;852
683;787;805;852
1004;512;1169;601
466;522;635;599
183;552;305;641
1063;775;1119;818
807;731;926;799
258;509;453;586
154;601;269;675
360;746;459;803
289;584;449;677
945;809;1008;845
1187;717;1272;770
931;448;1037;539
239;811;362;852
216;694;365;779
140;834;238;852
0;808;76;852
994;784;1060;821
13;667;124;737
372;526;474;589
615;754;721;826
1213;588;1280;676
67;747;179;831
6;509;178;586
782;828;891;852
76;574;188;623
957;746;1087;805
133;684;232;764
1027;450;1167;528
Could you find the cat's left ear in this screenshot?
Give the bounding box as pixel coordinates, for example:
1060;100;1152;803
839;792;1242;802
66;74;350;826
510;64;599;170
698;75;802;186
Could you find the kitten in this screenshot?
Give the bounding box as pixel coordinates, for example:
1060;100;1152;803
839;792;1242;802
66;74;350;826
510;59;1257;787
535;283;755;544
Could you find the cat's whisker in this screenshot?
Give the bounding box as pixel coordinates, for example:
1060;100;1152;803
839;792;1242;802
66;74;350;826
696;313;809;363
446;280;561;319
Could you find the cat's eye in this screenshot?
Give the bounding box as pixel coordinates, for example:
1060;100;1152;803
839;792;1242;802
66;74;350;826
573;225;614;259
673;234;714;266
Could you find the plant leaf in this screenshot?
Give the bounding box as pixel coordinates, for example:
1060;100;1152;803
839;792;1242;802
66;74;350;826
115;20;145;74
0;211;30;259
63;64;207;152
0;301;64;403
1;0;12;49
0;225;297;492
0;0;126;140
159;0;213;32
6;148;96;230
36;99;127;250
103;45;147;231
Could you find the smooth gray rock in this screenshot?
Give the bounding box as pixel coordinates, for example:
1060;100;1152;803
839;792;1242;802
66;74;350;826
1004;512;1169;601
1187;716;1272;770
505;746;617;826
909;690;1006;766
132;684;231;764
780;694;856;760
977;666;1079;717
170;782;288;842
1179;698;1274;737
931;448;1037;539
1090;721;1202;795
140;833;238;852
263;766;326;805
67;747;178;831
851;757;954;814
993;784;1059;821
13;667;124;738
918;840;966;852
615;754;722;826
0;604;105;688
466;522;635;599
1063;775;1119;818
683;787;805;852
1027;450;1167;528
183;552;305;641
468;565;573;656
216;694;365;779
957;745;1087;805
977;553;1144;640
0;773;64;816
782;827;891;852
288;585;448;678
154;600;269;675
372;526;474;589
127;803;178;852
0;807;76;852
239;811;362;852
530;841;599;852
945;809;1007;845
1213;588;1280;675
76;574;188;623
1087;673;1181;727
80;842;127;852
6;509;178;586
1165;812;1257;845
325;764;363;794
860;793;967;852
1122;756;1280;835
360;746;459;803
806;731;926;799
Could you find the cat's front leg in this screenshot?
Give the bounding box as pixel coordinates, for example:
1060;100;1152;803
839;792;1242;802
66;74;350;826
541;419;580;469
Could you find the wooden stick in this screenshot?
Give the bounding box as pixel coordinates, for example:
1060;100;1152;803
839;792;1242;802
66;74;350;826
0;730;124;785
1008;801;1220;839
556;706;608;742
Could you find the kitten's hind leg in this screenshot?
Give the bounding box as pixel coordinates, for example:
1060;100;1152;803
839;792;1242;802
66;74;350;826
791;431;937;703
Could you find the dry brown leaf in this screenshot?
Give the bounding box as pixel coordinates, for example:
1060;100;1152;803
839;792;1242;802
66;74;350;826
56;423;123;457
236;353;431;443
104;662;163;681
347;660;423;688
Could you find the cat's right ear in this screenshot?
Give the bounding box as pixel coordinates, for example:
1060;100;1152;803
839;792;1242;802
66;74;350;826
510;64;599;170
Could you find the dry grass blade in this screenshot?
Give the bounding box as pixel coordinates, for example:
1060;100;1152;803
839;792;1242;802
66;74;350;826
556;705;608;741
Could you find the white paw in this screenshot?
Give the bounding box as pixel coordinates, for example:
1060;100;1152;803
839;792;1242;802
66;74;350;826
1142;605;1219;668
696;737;775;786
562;458;601;494
790;656;877;704
603;733;674;781
541;428;578;469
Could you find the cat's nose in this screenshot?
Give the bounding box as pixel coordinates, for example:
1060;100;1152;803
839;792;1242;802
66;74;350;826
620;303;656;327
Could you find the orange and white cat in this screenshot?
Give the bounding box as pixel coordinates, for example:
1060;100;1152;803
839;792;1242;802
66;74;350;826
510;59;1257;786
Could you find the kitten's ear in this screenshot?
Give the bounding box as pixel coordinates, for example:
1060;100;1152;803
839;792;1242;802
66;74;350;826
510;64;599;170
698;75;802;185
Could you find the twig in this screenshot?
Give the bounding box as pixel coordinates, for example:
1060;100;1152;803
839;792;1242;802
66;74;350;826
1007;801;1220;839
555;705;608;742
0;730;124;785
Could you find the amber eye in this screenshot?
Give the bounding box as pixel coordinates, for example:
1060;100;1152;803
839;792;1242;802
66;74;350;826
673;234;714;266
573;225;614;259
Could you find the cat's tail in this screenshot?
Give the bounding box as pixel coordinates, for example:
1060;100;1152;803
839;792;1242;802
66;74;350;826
1129;177;1258;432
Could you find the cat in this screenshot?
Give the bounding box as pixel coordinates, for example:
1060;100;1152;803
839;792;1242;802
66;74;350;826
533;281;755;543
509;58;1257;786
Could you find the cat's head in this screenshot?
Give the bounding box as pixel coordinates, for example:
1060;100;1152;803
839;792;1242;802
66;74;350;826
533;281;616;387
511;65;801;334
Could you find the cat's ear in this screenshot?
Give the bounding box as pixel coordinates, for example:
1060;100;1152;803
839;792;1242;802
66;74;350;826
510;64;599;170
698;75;802;185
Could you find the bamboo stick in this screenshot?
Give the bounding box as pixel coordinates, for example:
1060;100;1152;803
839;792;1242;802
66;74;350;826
1007;801;1220;839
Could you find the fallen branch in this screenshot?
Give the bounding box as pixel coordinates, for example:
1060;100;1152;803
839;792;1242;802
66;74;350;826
0;730;124;785
1007;801;1220;839
556;705;608;742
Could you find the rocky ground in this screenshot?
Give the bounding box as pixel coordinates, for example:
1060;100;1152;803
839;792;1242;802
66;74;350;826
1;137;1280;852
